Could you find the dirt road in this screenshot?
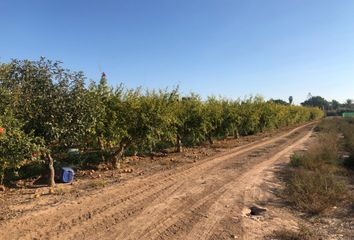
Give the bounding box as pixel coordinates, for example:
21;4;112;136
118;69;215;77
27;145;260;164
0;123;315;240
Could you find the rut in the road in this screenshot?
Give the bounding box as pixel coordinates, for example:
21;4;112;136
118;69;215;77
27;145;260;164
0;123;315;240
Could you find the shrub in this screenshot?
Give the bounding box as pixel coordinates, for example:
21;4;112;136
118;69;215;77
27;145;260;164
314;118;339;133
286;170;346;214
286;119;353;215
343;156;354;170
269;225;317;240
0;112;43;185
289;154;306;168
335;118;354;170
290;130;339;172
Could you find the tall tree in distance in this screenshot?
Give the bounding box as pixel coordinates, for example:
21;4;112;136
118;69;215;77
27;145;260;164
269;99;288;105
301;96;329;110
331;100;340;110
307;92;313;100
288;96;293;105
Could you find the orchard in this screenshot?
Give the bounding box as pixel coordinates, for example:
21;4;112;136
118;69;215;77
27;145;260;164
0;58;324;187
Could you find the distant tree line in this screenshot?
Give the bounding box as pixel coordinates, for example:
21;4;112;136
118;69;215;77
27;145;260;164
0;58;324;187
270;95;354;115
301;95;354;115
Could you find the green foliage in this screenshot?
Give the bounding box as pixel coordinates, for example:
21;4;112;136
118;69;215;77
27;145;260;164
289;154;305;168
172;94;205;145
331;100;340;110
301;96;329;110
0;57;325;179
0;58;95;147
269;99;289;105
0;58;97;185
0;112;43;184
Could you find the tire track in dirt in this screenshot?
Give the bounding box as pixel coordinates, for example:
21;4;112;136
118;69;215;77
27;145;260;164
0;123;315;240
93;124;313;240
91;126;312;240
186;128;314;240
141;127;313;240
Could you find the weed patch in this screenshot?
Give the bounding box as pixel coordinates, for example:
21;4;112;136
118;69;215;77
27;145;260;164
285;118;350;214
268;224;317;240
286;170;346;214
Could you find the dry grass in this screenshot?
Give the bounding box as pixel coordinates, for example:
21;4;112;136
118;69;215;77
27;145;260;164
339;119;354;170
286;119;349;214
84;179;107;189
289;131;340;174
285;170;346;214
268;225;317;240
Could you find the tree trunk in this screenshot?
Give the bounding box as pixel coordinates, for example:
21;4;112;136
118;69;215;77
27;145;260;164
111;144;125;169
176;134;183;153
0;173;4;186
233;129;240;139
0;163;5;186
98;136;105;162
46;153;55;187
208;134;214;145
131;144;138;156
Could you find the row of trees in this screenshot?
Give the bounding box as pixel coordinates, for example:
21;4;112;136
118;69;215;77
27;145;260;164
0;58;324;187
301;95;354;112
269;96;293;106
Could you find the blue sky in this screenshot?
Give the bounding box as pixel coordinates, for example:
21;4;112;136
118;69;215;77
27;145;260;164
1;0;354;104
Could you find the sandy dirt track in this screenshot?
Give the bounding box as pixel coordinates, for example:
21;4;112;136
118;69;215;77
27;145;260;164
0;123;315;240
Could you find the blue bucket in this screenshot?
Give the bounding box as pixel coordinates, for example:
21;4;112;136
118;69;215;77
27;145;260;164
61;167;75;183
